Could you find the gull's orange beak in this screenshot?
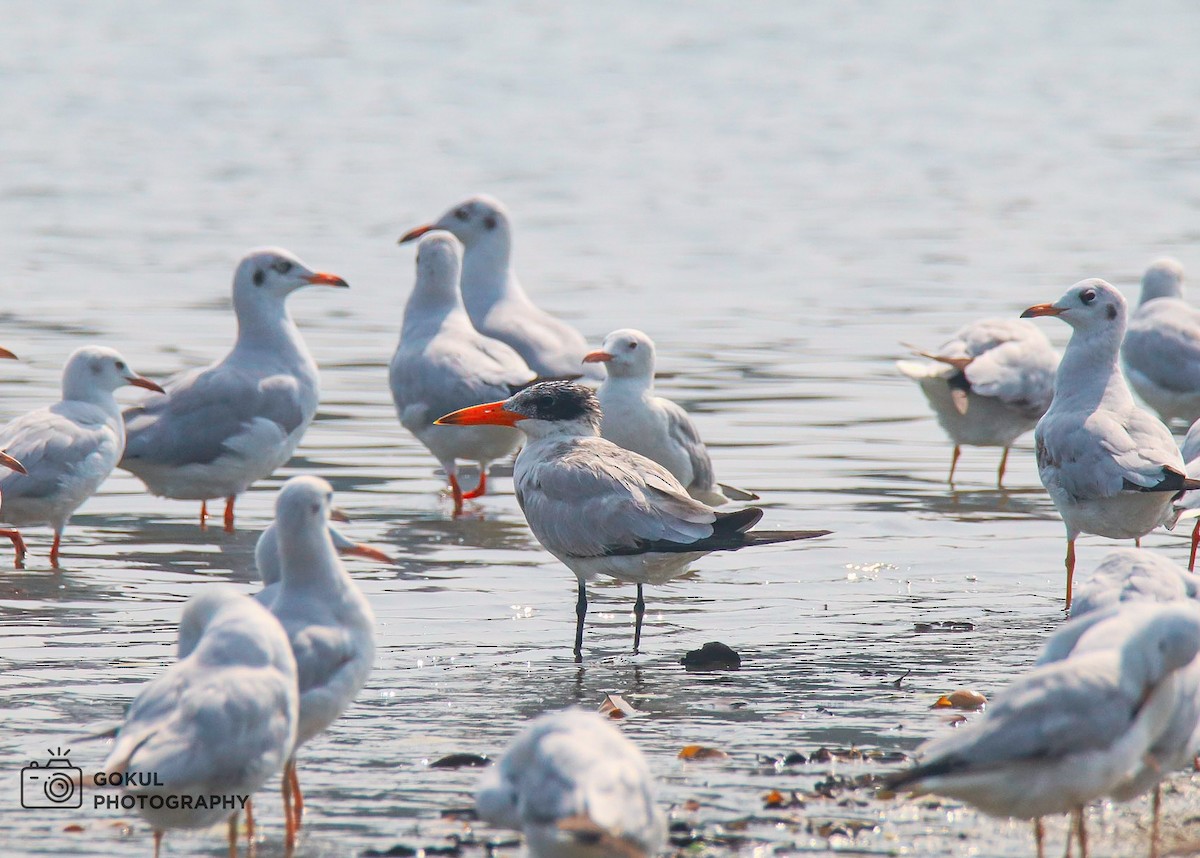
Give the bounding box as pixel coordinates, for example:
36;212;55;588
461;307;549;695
338;542;394;564
582;350;614;364
435;400;524;427
398;224;436;245
306;272;349;288
329;506;351;524
126;375;165;394
1021;303;1066;318
0;347;17;360
0;450;27;475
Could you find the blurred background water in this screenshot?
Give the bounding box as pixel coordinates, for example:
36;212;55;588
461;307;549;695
3;1;1200;855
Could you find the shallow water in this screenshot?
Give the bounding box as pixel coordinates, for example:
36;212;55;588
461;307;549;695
4;1;1200;856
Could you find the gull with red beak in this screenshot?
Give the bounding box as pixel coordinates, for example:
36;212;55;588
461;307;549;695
389;231;534;513
897;318;1059;487
120;248;349;532
436;381;829;660
398;195;600;379
585;328;758;504
0;346;162;567
1021;279;1199;609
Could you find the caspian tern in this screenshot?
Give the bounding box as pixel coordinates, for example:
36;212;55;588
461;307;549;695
0;346;162;567
885;603;1200;858
436;381;829;660
897;318;1058;487
257;476;375;849
389;231;533;513
102;586;298;858
584;328;758;505
398;195;599;379
476;709;666;858
1122;258;1200;426
120;248;348;532
1022;280;1200;610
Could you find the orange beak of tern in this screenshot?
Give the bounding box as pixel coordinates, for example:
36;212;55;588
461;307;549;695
398;224;436;245
582;350;614;364
306;272;349;288
0;347;17;361
435;400;524;427
1021;303;1066;318
0;450;27;475
126;375;165;394
338;542;394;564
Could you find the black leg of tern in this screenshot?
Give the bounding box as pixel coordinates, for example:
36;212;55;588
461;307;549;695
574;581;587;663
633;584;646;655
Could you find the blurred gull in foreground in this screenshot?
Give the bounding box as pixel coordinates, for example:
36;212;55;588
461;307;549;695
1022;280;1198;609
1122;258;1200;426
476;709;666;858
897;318;1058;487
585;328;757;505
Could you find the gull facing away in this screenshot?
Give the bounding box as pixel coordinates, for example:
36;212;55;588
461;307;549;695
255;476;375;850
1122;258;1200;426
884;603;1200;858
398;195;599;379
1069;548;1200;618
102;586;298;858
1021;279;1200;609
389;231;533;514
436;382;829;660
0;346;162;568
255;517;392;595
120;248;348;532
476;709;667;858
897;318;1059;487
584;328;758;505
1035;602;1200;857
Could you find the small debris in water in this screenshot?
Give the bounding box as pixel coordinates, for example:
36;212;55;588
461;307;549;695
681;641;741;671
598;693;638;719
678;744;730;761
429;753;491;769
893;668;911;688
931;689;987;711
914;620;975;633
763;789;805;809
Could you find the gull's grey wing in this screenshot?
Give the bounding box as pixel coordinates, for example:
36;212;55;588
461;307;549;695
1124;302;1200;394
660;398;716;494
0;407;119;501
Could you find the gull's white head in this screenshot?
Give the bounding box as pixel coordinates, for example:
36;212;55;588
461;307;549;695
177;585;254;659
584;328;657;381
1021;278;1126;334
411;231;464;306
1139;257;1185;304
1117;603;1200;688
232;247;348;316
399;194;512;249
61;345;163;403
436;381;601;440
275;474;338;533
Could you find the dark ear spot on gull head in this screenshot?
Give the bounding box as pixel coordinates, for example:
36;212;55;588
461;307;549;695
1106;304;1117;320
483;214;497;230
253;269;265;286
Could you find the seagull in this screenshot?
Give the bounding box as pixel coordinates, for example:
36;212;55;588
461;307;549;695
389;230;533;513
584;328;758;505
1068;548;1199;618
884;603;1200;858
102;585;298;858
435;381;829;660
120;248;348;532
257;476;375;849
476;709;666;858
1021;279;1200;609
0;346;162;568
1177;416;1200;571
897;318;1059;486
398;195;598;379
254;510;393;598
1035;602;1200;857
1122;258;1200;426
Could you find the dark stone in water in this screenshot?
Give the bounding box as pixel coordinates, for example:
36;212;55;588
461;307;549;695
681;641;741;671
429;752;490;769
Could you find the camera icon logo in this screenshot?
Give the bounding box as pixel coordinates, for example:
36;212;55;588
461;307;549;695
21;748;82;809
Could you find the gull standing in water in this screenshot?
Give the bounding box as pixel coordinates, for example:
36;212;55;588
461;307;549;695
102;586;298;858
884;603;1200;858
254;512;392;601
897;318;1058;486
398;195;598;379
0;345;28;560
0;346;162;567
436;382;829;660
389;231;533;513
476;710;667;858
257;476;375;849
1122;258;1200;426
1022;280;1199;609
120;248;348;532
584;328;757;504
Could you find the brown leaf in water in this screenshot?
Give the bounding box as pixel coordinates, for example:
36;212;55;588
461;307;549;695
678;744;729;761
598;694;638;719
931;689;986;711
